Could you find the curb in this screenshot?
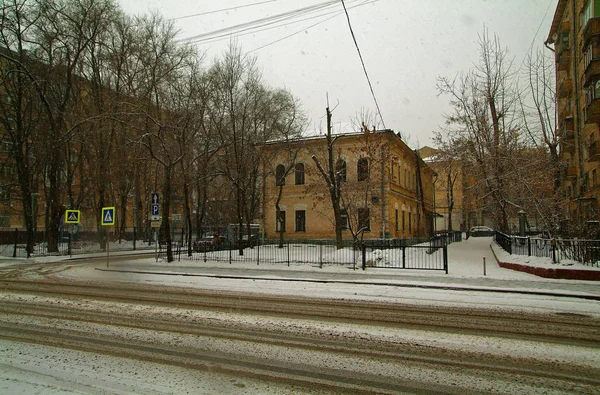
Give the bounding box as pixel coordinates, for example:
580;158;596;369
95;267;600;301
489;243;600;281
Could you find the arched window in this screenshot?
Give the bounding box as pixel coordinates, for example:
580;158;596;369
275;164;285;186
295;163;305;185
336;159;347;183
357;158;369;181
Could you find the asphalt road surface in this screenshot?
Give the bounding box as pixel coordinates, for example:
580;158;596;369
0;256;598;394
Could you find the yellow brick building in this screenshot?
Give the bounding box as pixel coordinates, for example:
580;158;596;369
547;0;600;226
260;130;435;240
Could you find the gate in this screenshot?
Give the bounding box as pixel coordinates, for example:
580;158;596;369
361;240;448;273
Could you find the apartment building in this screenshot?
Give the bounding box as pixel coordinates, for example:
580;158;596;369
260;130;435;240
547;0;600;225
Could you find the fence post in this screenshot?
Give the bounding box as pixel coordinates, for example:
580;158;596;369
319;242;323;269
13;228;18;258
287;241;290;267
443;245;448;274
402;246;406;269
68;234;72;256
552;239;557;264
257;241;260;266
483;256;486;276
362;243;366;270
133;227;136;251
527;237;531;256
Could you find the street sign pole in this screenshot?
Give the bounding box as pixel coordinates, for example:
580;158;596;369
150;193;160;261
101;207;116;268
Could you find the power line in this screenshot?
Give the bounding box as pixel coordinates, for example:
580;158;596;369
247;12;341;53
171;0;281;21
243;0;378;53
340;0;386;130
179;0;372;44
518;0;553;71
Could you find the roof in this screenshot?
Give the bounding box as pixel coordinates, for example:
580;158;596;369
262;129;401;146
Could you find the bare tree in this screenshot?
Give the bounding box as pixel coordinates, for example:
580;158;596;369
133;13;196;262
437;31;520;233
310;106;346;248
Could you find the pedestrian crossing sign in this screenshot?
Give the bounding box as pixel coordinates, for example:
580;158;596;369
101;207;115;226
64;210;81;224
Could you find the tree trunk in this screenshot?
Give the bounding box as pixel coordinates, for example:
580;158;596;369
160;167;173;262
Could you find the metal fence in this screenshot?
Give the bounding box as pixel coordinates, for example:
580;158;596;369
0;227;154;258
361;239;448;273
494;231;600;267
159;234;455;273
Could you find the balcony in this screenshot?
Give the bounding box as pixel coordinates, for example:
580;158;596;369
557;48;571;72
584;17;600;49
584;58;600;87
560;141;575;155
585;98;600;124
589;141;600;162
559;78;573;97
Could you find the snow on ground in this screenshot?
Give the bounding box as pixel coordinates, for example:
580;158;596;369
1;237;599;394
2;237;600;316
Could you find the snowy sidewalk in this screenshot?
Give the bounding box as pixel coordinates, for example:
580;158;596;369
83;237;600;300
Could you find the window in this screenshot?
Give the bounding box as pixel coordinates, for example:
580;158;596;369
336;159;347;183
402;210;406;232
594;169;598;188
0;186;9;201
584;0;600;27
408;212;412;232
585;80;600;105
295;210;306;232
340;209;349;230
276;211;286;232
397;162;402;184
275;164;285;186
357;158;369;181
295;163;305;185
395;209;399;232
358;208;370;231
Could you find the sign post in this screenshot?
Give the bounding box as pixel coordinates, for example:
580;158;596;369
101;207;116;267
64;210;81;257
150;193;160;261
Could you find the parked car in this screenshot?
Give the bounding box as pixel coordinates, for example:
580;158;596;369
468;226;494;237
193;236;231;252
240;234;258;248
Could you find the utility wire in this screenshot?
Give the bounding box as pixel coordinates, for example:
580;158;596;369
171;0;281;21
340;0;386;130
238;0;378;52
518;0;553;71
179;0;375;44
246;11;341;53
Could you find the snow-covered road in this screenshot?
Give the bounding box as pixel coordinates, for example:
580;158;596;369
0;237;599;394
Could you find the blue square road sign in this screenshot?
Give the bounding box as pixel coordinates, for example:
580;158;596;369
101;207;116;226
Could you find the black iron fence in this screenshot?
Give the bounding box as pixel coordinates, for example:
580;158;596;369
494;231;600;267
159;235;453;273
0;227;154;258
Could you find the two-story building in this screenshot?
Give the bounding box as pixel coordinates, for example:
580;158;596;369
260;130;435;240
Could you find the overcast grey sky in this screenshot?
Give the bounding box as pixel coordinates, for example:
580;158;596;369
118;0;558;148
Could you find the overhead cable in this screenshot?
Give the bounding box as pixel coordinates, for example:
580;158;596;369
340;0;386;130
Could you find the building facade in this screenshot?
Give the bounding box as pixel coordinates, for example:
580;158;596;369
261;130;435;241
548;0;600;227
